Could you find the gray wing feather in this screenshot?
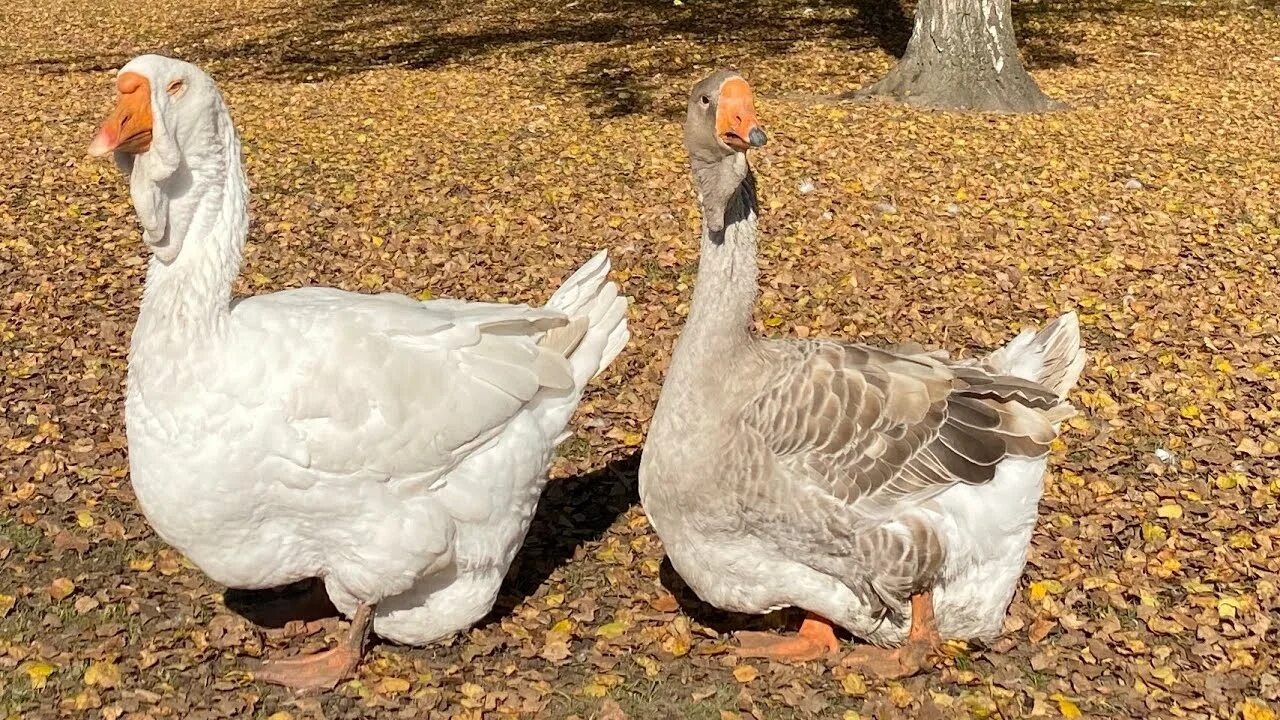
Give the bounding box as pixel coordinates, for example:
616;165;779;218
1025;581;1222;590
738;339;1068;609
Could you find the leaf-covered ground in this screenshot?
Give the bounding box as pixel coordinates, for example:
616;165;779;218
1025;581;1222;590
2;0;1279;717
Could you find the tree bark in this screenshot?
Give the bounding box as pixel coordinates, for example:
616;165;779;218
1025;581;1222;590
857;0;1063;112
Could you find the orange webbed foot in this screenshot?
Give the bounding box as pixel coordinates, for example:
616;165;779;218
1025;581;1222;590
735;613;841;663
246;643;362;691
247;602;374;691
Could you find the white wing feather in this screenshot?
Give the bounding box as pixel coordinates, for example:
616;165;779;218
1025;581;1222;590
222;287;575;489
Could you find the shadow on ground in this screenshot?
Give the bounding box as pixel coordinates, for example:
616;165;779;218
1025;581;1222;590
6;0;1141;115
488;451;640;621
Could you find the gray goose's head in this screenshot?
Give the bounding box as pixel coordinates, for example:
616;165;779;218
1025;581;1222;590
683;70;767;233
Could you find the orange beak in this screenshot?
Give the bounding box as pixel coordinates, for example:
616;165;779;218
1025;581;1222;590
89;72;154;157
714;77;767;152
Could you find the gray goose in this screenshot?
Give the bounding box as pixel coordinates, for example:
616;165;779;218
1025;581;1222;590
638;70;1085;677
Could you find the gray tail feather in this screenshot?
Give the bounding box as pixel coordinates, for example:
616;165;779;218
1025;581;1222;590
984;311;1086;400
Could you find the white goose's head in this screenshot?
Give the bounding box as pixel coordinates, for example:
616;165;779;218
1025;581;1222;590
89;55;236;265
683;70;767;234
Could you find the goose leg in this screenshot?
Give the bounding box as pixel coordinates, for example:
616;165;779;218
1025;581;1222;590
735;612;842;662
248;603;374;691
840;591;942;679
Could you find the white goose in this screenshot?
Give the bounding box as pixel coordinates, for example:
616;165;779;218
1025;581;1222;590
90;55;629;690
639;71;1085;677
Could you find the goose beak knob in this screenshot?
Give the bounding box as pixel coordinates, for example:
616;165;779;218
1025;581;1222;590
715;77;766;153
89;72;154;157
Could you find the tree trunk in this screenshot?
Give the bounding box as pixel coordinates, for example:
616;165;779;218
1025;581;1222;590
857;0;1063;112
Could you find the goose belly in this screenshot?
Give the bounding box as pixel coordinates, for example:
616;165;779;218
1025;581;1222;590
127;431;314;590
656;520;868;621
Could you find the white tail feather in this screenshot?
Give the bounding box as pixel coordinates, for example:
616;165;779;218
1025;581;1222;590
984;312;1086;399
542;250;630;388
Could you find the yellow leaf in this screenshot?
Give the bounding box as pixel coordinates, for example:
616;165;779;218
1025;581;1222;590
549;619;574;636
267;713;294;720
460;682;484;699
840;672;867;696
544;593;565;608
593;673;622;689
83;661;121;689
0;594;14;618
1225;530;1253;549
595;620;629;639
634;655;660;677
1157;504;1183;519
1242;700;1277;720
1028;580;1062;602
887;683;913;708
732;664;759;683
661;633;691;657
76;511;94;528
1141;522;1167;543
1216;473;1243;490
842;713;862;720
128;558;154;572
49;577;76;601
375;677;410;694
582;682;608;698
1150;666;1177;686
621;432;644;447
1067;416;1091;431
71;690;98;710
22;661;55;689
1180;404;1201;419
1052;693;1082;719
1218;596;1243;618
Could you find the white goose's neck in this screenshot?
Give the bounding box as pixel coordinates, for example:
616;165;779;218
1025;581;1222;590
136;107;247;341
680;157;760;355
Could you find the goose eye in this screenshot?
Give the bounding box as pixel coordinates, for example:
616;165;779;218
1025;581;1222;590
167;79;186;97
699;95;711;107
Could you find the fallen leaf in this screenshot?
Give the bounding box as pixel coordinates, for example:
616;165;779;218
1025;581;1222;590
83;661;121;689
376;677;410;694
49;577;76;601
1052;694;1082;719
23;661;56;689
1242;700;1277;720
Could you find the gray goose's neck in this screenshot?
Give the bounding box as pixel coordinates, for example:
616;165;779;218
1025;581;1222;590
680;153;760;354
135;103;247;343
